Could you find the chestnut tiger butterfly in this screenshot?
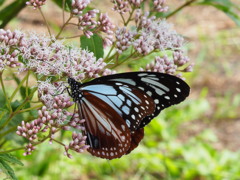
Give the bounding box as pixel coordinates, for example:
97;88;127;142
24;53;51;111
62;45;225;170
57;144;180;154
68;72;190;159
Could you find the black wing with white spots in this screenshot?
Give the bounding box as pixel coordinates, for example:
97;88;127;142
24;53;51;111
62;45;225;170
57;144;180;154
90;72;190;128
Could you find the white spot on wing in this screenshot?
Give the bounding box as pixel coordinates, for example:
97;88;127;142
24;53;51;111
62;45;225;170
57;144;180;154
164;96;170;100
141;77;170;91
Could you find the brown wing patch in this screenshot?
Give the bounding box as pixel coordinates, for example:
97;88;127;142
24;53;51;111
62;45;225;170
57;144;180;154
79;91;131;160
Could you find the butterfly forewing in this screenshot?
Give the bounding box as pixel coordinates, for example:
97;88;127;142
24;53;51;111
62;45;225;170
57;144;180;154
91;72;190;128
81;82;155;131
78;91;131;159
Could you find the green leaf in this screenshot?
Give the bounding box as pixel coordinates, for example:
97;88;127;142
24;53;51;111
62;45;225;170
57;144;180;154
0;154;24;166
0;0;5;6
80;34;104;59
11;73;32;100
197;0;240;26
0;0;27;28
52;0;72;12
0;159;18;180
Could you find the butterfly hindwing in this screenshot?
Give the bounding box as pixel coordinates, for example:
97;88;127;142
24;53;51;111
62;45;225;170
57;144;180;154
78;91;131;159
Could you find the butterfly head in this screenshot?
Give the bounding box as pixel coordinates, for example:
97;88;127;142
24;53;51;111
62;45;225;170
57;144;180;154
67;77;83;102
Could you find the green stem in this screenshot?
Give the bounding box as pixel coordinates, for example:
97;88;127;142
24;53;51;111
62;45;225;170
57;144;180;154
62;0;66;24
0;87;37;130
25;70;30;97
0;72;12;113
0;133;51;154
0;147;25;154
38;7;52;37
52;138;65;146
109;51;137;69
56;15;73;39
59;34;83;40
124;7;136;26
0;116;37;138
104;42;116;61
9;73;29;103
166;0;197;19
17;104;42;114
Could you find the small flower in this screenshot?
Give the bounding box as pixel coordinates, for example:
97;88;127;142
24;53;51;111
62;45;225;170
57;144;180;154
78;9;99;38
141;56;177;74
71;0;92;15
133;13;184;55
23;143;36;156
68;113;85;130
115;27;135;54
26;0;47;9
127;0;143;7
111;0;130;14
97;13;115;47
153;0;168;12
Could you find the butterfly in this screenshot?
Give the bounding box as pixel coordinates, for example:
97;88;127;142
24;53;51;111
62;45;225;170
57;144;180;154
68;71;190;159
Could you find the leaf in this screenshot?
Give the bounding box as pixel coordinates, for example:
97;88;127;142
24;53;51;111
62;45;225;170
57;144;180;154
196;0;240;26
0;159;18;180
0;154;24;166
0;0;26;28
80;34;104;59
52;0;72;12
0;0;5;6
11;76;32;101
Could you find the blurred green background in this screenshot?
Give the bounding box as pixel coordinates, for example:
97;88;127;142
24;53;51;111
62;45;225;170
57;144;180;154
1;0;240;179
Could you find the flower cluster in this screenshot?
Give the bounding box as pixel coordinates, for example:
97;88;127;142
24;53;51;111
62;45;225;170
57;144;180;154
128;0;144;7
64;132;89;158
0;29;26;71
141;56;177;74
0;29;114;80
78;9;99;38
140;51;193;77
115;27;135;54
16;102;87;156
134;13;184;55
71;2;115;46
38;80;72;109
98;13;115;46
26;0;47;9
68;114;85;130
153;0;168;12
71;0;92;15
111;0;130;14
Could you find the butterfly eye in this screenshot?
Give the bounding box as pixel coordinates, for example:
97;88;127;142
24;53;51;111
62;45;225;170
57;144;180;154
68;71;190;159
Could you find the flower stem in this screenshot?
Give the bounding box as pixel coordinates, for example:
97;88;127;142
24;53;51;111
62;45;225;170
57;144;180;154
9;72;29;103
124;7;136;26
56;15;73;39
38;7;52;36
166;0;197;19
0;87;37;130
0;72;12;113
17;104;42;114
